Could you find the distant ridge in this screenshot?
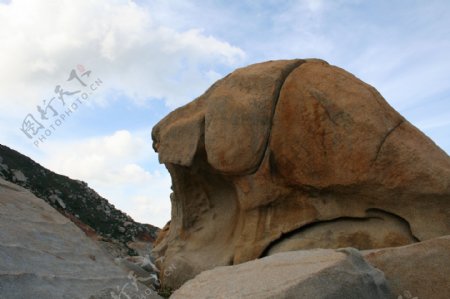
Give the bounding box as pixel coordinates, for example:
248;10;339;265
0;144;159;255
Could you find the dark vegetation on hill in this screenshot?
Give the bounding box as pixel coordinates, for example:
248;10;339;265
0;144;159;255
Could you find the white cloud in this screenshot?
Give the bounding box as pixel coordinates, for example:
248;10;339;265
40;130;145;182
0;0;243;228
2;0;450;228
39;129;172;227
0;0;245;112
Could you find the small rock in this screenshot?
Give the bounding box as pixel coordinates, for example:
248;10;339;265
115;257;160;290
49;194;66;209
12;169;27;182
123;221;133;227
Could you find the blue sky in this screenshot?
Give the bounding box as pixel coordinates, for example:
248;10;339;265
0;0;449;227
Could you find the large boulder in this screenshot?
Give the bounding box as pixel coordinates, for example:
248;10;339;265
0;178;161;299
152;59;450;289
364;235;450;299
172;248;392;299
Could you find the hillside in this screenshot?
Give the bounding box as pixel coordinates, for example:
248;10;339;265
0;144;159;255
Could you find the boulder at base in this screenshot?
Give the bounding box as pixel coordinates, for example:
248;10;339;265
364;235;450;299
0;178;161;299
151;59;450;288
172;248;392;299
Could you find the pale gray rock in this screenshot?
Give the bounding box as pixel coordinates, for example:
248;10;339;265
172;248;392;299
11;169;27;183
0;178;162;299
49;194;66;209
115;257;160;290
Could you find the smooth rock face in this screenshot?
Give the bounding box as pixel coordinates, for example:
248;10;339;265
0;178;161;299
364;235;450;299
172;248;392;299
152;59;450;288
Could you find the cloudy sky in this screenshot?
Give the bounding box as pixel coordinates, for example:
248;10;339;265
1;0;449;227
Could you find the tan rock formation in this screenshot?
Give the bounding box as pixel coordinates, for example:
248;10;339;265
152;59;450;289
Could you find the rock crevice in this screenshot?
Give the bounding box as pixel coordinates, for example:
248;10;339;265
253;59;307;174
373;119;405;163
261;208;420;257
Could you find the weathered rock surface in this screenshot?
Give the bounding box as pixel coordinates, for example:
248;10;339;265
364;235;450;299
0;178;161;299
152;59;450;288
172;248;392;299
267;209;417;255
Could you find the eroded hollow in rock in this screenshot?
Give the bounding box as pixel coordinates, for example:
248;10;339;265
151;59;450;289
166;156;239;241
155;145;240;287
262;208;419;256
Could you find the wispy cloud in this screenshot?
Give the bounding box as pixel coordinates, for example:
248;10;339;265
0;0;245;112
1;0;449;228
38;129;171;227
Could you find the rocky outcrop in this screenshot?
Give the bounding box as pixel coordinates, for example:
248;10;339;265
172;248;392;299
171;236;450;298
0;178;162;298
0;144;159;256
364;235;450;299
151;59;450;288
